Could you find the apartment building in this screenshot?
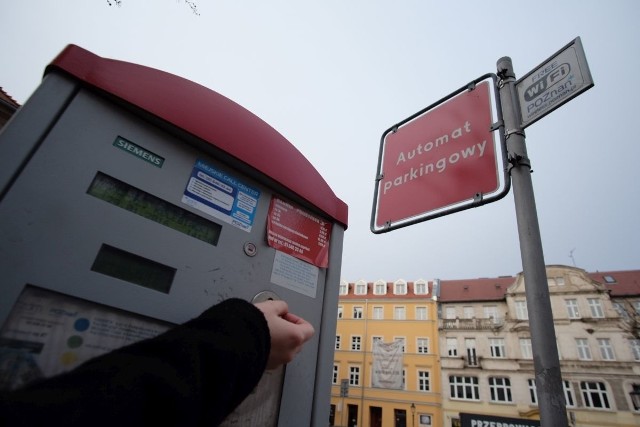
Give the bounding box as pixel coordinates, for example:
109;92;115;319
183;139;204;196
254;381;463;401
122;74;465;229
330;279;441;427
438;265;640;427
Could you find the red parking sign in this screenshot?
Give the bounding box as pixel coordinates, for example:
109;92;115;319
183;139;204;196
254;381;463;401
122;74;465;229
372;78;508;232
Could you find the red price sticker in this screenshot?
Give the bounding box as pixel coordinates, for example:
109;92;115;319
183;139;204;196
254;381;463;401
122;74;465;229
267;196;332;268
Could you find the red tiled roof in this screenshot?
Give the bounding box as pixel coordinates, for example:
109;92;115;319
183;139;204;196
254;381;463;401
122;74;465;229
437;276;515;302
343;268;640;302
589;270;640;297
0;87;20;108
340;281;433;300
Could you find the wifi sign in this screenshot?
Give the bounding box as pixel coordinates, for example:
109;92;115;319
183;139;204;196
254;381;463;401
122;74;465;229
523;63;571;102
515;37;594;128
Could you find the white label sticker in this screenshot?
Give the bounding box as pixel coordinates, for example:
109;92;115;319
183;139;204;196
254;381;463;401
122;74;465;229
270;251;319;298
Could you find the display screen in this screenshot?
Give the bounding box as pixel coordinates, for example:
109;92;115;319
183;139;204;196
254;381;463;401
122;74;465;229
87;172;221;246
92;244;176;293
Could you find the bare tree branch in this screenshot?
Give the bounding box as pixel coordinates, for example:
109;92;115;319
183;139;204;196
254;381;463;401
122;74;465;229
106;0;199;15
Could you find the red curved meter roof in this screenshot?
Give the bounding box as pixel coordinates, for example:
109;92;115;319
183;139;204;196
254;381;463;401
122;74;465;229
46;44;348;228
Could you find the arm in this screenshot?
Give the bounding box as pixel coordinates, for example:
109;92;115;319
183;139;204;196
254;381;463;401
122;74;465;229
0;298;279;426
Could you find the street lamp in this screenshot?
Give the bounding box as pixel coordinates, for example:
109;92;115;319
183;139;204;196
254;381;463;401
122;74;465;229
410;403;416;427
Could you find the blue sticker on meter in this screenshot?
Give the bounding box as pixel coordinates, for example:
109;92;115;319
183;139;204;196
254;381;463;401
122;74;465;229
182;160;260;232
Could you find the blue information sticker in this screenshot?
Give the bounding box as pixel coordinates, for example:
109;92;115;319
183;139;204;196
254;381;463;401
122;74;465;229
182;160;261;232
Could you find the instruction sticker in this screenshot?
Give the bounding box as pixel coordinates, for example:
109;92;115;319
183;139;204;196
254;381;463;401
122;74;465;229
271;251;319;298
182;159;260;232
267;196;331;268
0;286;172;391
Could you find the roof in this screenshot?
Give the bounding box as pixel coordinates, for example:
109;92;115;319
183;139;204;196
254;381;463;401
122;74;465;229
589;270;640;297
438;276;515;302
0;87;20;109
45;45;348;228
339;281;434;300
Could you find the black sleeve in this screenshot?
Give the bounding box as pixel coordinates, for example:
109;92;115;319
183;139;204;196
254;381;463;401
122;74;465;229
0;298;270;427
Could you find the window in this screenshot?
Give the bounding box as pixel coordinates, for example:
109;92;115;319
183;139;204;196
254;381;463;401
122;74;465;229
576;338;592;360
548;276;565;286
490;338;506;358
353;306;363;319
415;307;428;320
529;378;574;407
581;381;611;409
417;338;429;354
515;300;528;320
631;339;640;361
332;365;339;384
449;376;479;400
588;298;604;318
520;338;533;359
372;306;383;320
337;306;343;319
418;370;430;391
597;338;615;360
528;378;538;404
557;339;563;360
630;384;640;410
349;366;361;386
394;306;406;320
613;302;630;319
373;280;386;295
351;336;361;351
465;338;478;366
563;380;576;407
394;337;406;353
372;336;383;349
394;280;407;295
414;280;428;295
603;275;616;284
446;338;458;357
445;306;456;319
484;305;498;321
634;301;640;315
335;335;341;350
463;306;474;319
489;377;513;402
565;299;580;319
339;281;348;295
355;280;367;295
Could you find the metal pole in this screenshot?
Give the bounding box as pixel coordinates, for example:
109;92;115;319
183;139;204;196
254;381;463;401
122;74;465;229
496;56;567;427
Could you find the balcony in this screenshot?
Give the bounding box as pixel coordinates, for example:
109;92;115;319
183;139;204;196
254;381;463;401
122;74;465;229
439;317;504;330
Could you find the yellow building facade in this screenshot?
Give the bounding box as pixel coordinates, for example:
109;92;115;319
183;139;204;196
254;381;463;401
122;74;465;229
330;279;441;427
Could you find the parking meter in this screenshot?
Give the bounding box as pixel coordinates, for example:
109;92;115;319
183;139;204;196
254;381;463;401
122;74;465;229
0;45;348;426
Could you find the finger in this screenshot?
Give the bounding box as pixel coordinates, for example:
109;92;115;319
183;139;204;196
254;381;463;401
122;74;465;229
272;300;289;316
295;321;315;342
282;312;303;324
258;299;289;316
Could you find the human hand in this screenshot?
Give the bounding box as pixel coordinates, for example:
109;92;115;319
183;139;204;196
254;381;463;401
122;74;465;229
255;300;315;370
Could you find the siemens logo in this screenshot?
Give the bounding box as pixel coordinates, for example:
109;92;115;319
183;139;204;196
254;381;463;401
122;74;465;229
113;136;164;167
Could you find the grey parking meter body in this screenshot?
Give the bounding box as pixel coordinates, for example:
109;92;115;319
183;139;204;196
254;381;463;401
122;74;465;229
0;45;348;426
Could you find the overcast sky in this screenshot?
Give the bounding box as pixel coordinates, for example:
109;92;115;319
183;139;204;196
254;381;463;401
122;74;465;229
2;1;638;283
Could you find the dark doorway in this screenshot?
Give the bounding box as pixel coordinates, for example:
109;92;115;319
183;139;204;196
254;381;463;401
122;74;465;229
394;409;407;427
348;404;358;427
369;406;382;427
